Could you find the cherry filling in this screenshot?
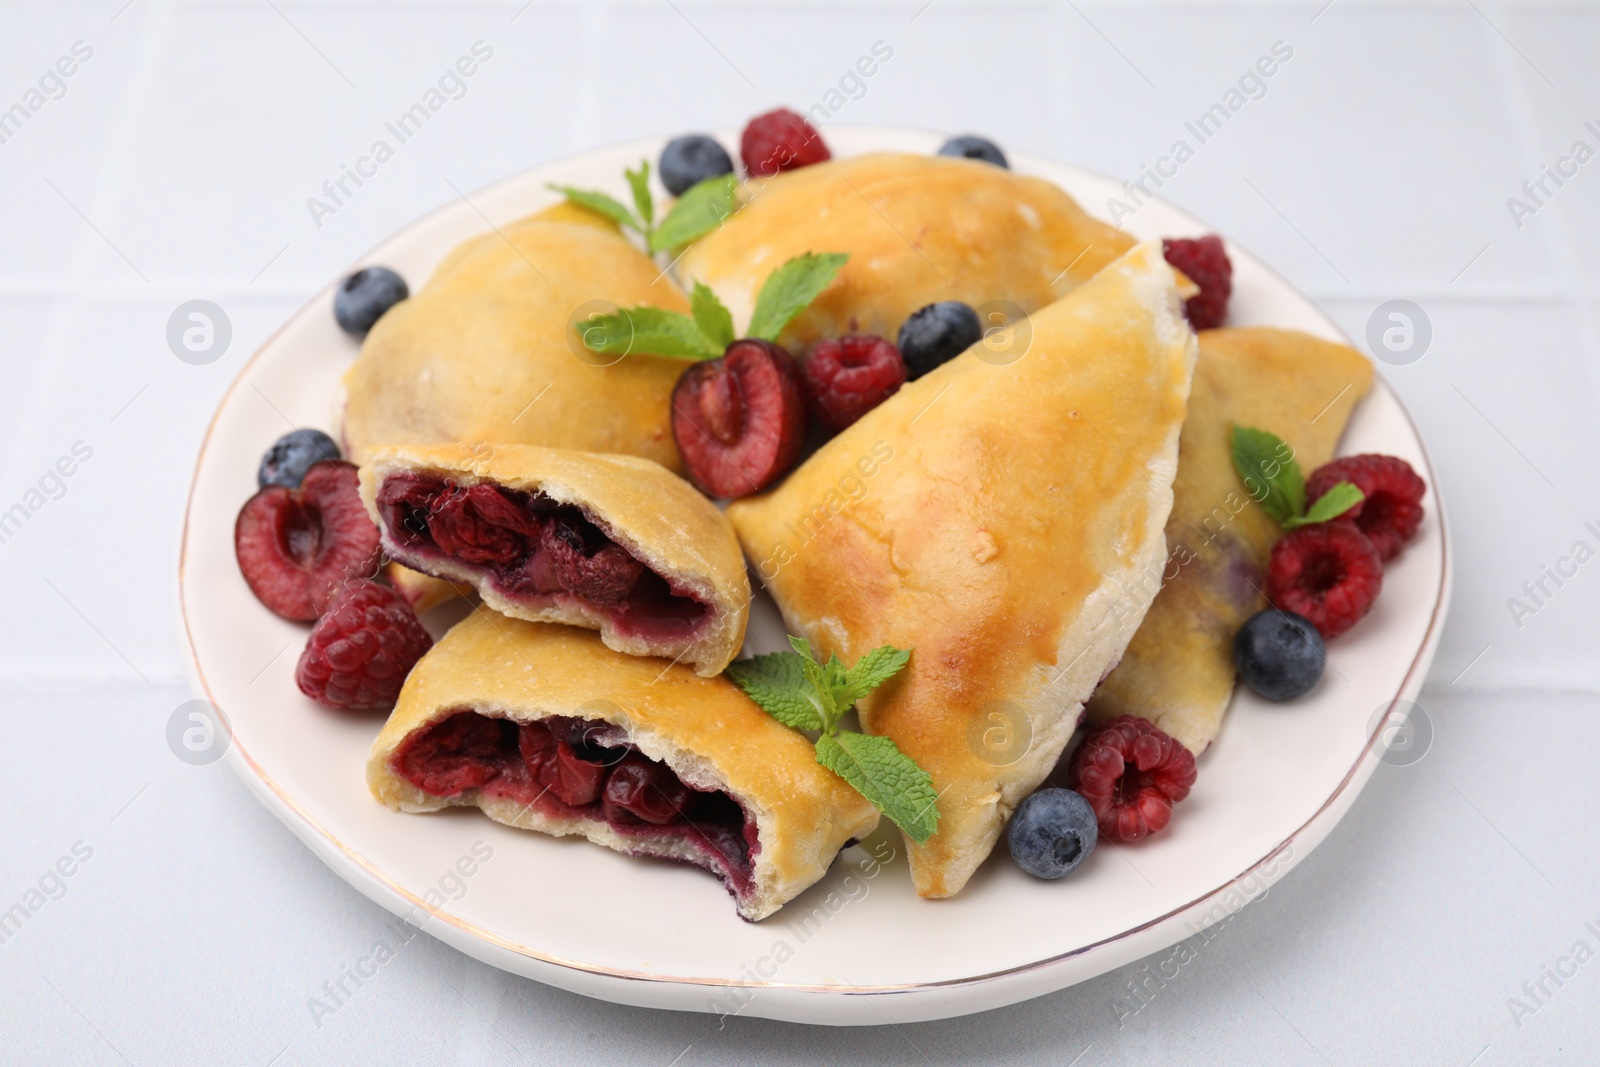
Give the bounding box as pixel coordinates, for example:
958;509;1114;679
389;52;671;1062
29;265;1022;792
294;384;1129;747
375;474;709;641
393;711;759;895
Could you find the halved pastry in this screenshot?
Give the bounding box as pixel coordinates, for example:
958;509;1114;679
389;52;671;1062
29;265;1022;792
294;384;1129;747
676;152;1134;351
367;609;880;921
360;443;749;676
727;242;1197;898
1085;327;1374;752
341;203;688;471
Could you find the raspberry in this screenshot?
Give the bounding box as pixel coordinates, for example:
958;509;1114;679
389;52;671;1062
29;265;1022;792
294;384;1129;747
1161;235;1232;330
295;579;434;710
1069;716;1196;843
1266;523;1383;639
1305;454;1426;563
740;108;831;178
671;339;808;498
235;460;382;621
803;334;906;431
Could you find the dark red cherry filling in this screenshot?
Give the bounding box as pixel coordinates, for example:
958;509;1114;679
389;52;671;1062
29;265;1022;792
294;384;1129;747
392;710;759;896
375;474;709;642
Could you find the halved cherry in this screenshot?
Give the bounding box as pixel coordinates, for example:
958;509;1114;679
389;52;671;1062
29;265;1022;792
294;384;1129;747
234;460;382;621
671;339;807;499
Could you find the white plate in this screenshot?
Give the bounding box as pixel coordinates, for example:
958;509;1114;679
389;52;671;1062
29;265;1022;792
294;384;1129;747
178;127;1450;1026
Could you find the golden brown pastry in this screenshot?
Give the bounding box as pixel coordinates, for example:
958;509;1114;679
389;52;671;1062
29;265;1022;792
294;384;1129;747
676;152;1134;351
385;562;473;614
727;241;1197;898
360;443;749;676
341;204;688;471
367;609;880;921
1085;328;1374;752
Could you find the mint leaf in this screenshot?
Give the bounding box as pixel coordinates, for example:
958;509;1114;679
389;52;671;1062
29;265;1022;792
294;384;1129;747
690;281;735;351
786;636;839;727
1288;480;1364;529
578;305;720;360
815;732;940;845
650;173;738;253
548;184;640;233
624;160;654;230
746;252;849;342
726;653;823;731
837;645;910;705
1231;425;1305;527
730;637;939;840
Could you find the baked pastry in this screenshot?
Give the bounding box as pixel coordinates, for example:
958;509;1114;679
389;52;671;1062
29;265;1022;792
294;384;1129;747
676;152;1134;351
726;241;1197;898
1085;327;1374;752
385;562;473;614
360;443;749;677
367;608;880;921
341;202;689;471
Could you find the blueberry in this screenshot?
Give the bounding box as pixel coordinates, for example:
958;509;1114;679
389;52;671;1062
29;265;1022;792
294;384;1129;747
937;135;1008;169
1008;788;1097;880
1233;609;1326;701
897;301;982;380
659;135;735;197
258;429;341;489
334;266;408;340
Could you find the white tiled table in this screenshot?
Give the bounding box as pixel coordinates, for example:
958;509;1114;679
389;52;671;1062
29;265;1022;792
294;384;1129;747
2;1;1597;1063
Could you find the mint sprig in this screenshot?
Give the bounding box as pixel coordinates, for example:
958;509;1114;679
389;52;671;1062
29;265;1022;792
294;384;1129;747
577;252;848;361
727;637;939;845
746;252;849;342
551;162;736;253
649;173;738;253
1231;425;1362;530
690;281;734;351
579;305;723;361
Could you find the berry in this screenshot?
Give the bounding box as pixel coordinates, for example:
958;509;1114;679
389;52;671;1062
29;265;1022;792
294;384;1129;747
1266;523;1383;639
1305;454;1426;563
1070;716;1196;843
294;579;433;710
897;301;982;380
235;460;382;621
525;515;645;604
937;135;1008;168
428;483;541;566
258;428;341;489
671;339;807;498
519;721;608;807
1007;788;1097;879
740;108;831;178
659;134;735;196
334;266;408;339
394;711;508;796
602;752;690;825
1233;609;1326;700
374;473;445;548
1161;235;1232;331
803;334;906;431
